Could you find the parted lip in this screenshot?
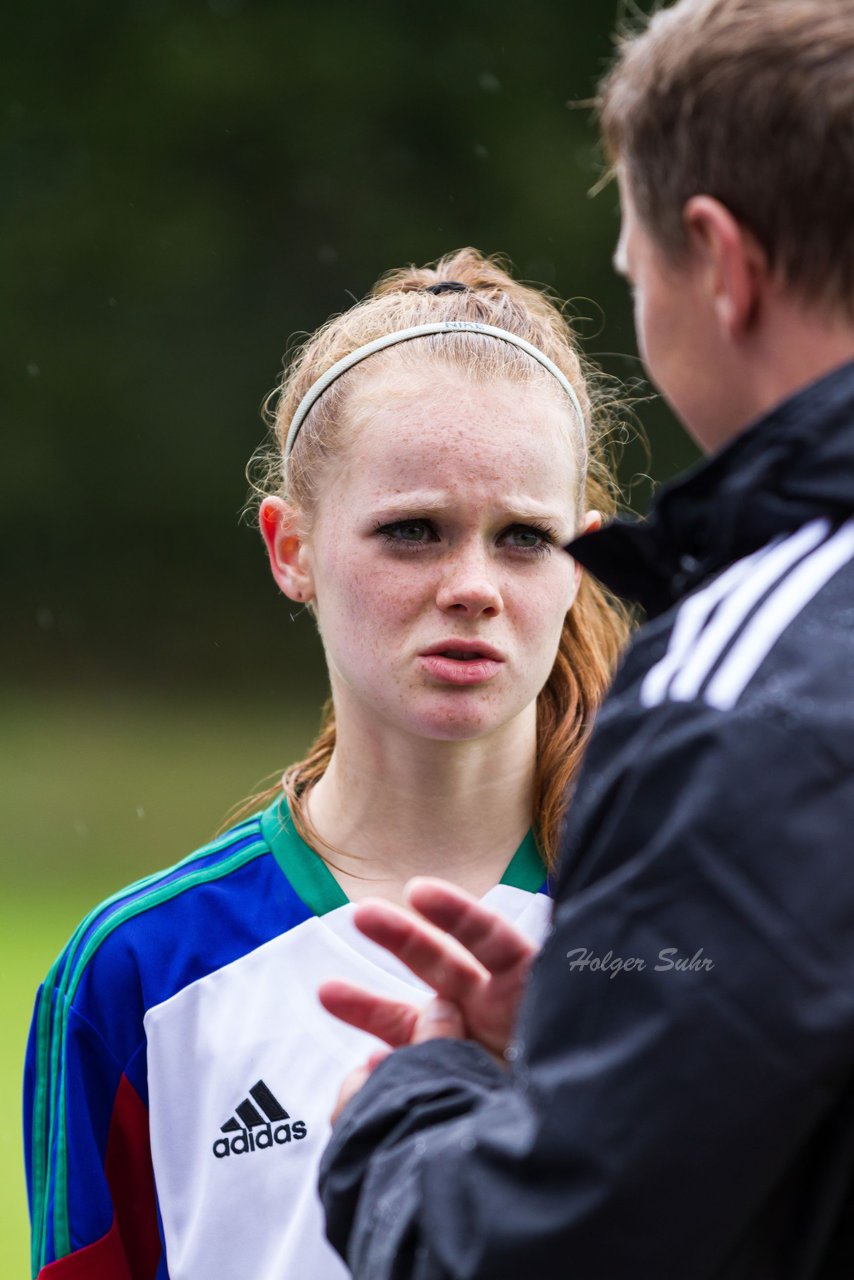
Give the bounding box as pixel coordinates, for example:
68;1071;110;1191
420;638;505;662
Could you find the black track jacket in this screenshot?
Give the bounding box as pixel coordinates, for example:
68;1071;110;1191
319;360;854;1280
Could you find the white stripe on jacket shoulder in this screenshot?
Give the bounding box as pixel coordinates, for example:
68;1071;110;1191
640;518;854;711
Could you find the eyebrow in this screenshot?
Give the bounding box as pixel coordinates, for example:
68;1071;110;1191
369;496;572;526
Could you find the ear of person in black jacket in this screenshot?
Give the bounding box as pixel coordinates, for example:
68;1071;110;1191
318;2;854;1276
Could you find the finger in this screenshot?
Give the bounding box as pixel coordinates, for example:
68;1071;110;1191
412;997;465;1045
352;899;488;1002
318;979;420;1048
404;877;537;976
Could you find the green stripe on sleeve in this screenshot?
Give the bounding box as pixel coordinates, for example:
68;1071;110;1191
29;973;60;1278
31;819;264;1272
51;834;268;1263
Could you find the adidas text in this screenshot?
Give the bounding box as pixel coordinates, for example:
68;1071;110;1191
213;1120;307;1158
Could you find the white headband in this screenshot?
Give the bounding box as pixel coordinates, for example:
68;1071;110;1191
284;321;586;459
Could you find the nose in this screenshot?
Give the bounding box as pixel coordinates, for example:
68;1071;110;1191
435;544;504;617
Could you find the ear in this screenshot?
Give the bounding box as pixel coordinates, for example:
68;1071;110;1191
569;509;602;602
259;497;315;603
683;195;769;339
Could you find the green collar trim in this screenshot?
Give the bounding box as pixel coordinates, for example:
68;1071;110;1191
261;797;349;917
499;828;547;893
261;796;546;916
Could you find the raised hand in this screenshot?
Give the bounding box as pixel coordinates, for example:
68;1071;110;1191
319;876;539;1062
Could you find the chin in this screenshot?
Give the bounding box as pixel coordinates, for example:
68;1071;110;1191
419;720;497;743
404;698;513;743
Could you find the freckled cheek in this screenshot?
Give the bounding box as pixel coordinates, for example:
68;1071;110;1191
510;572;572;639
319;557;426;659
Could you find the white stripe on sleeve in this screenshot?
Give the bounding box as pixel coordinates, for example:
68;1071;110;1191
668;519;830;703
704;519;854;711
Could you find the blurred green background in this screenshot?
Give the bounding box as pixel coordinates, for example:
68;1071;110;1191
3;0;697;1270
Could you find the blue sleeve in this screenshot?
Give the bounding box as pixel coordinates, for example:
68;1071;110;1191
24;951;162;1279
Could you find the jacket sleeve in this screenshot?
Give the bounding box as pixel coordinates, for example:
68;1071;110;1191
319;702;854;1280
24;955;161;1278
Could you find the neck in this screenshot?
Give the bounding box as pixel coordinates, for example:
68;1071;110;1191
714;306;854;452
304;704;537;905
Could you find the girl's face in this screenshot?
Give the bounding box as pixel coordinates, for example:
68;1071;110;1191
265;364;591;744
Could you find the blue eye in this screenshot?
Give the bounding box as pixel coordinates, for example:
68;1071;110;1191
375;519;436;547
397;523;429;542
501;524;557;556
507;528;543;548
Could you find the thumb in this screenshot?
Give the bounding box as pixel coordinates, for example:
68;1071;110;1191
413;997;465;1044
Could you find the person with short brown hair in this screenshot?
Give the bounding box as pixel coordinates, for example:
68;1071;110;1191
600;0;854;323
317;2;854;1276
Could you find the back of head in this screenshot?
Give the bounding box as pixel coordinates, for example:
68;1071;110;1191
599;0;854;319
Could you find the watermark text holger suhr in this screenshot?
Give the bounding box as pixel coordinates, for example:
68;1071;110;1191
566;947;714;979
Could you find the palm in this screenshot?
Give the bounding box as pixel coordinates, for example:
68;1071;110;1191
319;877;538;1062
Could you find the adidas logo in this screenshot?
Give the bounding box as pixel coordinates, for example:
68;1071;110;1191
212;1080;307;1159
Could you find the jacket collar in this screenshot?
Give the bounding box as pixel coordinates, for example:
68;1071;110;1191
569;358;854;617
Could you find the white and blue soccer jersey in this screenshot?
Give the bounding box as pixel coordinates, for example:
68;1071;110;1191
25;796;552;1279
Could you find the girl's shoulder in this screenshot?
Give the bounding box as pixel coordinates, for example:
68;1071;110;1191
44;805;313;1044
